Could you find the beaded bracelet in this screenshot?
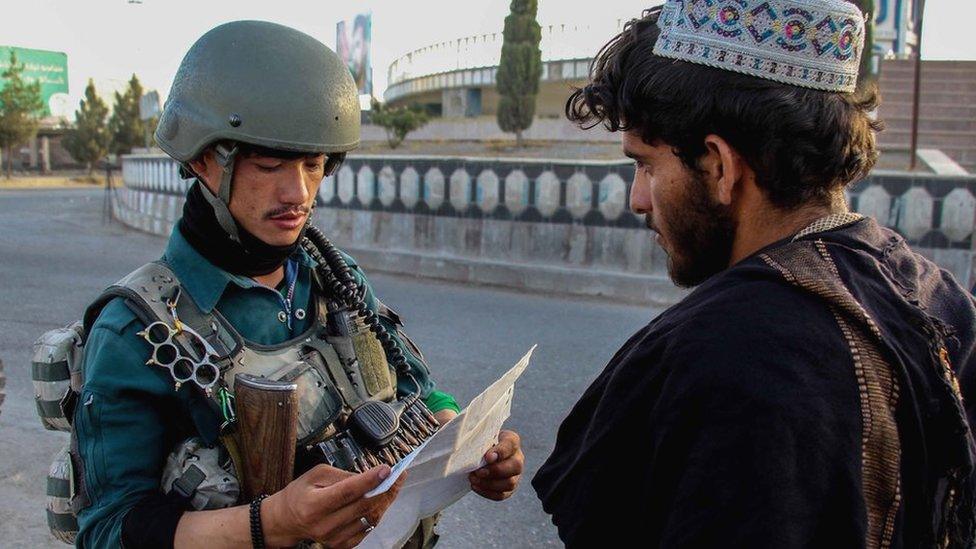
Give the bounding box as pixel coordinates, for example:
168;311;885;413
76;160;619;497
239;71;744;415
250;494;269;549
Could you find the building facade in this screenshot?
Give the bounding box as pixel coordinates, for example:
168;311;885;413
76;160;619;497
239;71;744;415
385;5;922;119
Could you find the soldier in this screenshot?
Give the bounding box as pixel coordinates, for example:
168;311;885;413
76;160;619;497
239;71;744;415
73;21;523;548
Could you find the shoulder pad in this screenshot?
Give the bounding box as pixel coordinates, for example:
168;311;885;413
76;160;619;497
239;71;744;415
336;248;360;269
83;262;240;359
375;299;403;327
83;261;179;340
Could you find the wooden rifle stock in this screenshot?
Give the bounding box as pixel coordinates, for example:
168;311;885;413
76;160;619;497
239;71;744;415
234;374;299;500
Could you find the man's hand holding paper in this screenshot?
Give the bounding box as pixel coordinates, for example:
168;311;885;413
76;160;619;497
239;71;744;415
359;347;535;548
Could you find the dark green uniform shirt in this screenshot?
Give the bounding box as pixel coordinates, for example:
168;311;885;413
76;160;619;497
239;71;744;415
74;228;459;547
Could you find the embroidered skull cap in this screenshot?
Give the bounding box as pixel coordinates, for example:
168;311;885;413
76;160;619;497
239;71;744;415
653;0;866;92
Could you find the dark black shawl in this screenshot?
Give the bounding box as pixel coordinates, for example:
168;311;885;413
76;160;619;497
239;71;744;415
533;217;976;548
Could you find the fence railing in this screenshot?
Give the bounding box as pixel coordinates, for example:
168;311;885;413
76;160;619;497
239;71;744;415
122;154;976;251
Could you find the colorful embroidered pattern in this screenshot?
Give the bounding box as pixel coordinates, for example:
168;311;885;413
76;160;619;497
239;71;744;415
654;0;865;92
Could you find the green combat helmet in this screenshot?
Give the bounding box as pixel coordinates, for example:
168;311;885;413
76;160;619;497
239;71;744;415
154;19;361;241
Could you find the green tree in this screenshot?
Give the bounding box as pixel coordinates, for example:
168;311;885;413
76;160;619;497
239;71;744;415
0;51;44;178
63;80;110;175
852;0;876;86
370;99;429;149
495;0;542;148
108;74;145;155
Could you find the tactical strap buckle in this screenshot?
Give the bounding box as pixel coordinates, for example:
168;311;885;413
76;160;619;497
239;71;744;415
172;464;206;500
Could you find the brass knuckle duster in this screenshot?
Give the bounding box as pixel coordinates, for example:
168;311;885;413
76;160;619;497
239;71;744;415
138;319;221;395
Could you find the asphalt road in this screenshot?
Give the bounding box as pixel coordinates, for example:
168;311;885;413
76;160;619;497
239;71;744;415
0;188;661;548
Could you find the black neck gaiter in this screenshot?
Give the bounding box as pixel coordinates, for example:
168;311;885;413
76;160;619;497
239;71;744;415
178;181;305;277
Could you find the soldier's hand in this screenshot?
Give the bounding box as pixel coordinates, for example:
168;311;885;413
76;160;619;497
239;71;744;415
264;463;405;548
469;429;524;501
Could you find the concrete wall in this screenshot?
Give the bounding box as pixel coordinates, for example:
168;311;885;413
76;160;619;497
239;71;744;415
877;60;976;172
117;154;976;304
381;60;975;175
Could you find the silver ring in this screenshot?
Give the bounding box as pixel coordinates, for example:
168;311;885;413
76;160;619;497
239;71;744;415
360;516;375;533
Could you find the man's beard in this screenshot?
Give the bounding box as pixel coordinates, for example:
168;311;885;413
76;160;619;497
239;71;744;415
652;171;737;288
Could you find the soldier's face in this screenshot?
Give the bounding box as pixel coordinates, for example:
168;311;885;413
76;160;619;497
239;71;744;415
196;150;326;246
231;153;325;246
624;131;736;287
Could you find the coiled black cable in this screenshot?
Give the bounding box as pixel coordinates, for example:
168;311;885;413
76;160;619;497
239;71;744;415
302;225;409;376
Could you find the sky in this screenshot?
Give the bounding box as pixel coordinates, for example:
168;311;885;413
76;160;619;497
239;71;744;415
0;0;973;117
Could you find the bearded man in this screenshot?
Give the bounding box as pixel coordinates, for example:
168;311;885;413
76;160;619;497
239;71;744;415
532;2;976;548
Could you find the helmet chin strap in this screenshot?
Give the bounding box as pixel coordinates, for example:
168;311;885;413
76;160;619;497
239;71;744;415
191;142;322;248
198;143;242;243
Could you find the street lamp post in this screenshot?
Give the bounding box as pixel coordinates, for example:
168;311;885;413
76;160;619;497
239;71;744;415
908;0;926;171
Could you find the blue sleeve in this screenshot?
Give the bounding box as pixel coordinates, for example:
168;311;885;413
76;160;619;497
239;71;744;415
74;300;181;548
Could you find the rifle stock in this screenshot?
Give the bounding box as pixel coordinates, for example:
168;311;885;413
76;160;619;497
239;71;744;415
234;374;299;500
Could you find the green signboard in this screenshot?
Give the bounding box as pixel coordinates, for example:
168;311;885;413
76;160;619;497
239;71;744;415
0;46;69;116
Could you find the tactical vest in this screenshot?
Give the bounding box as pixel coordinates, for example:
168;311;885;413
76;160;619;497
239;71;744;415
31;238;440;544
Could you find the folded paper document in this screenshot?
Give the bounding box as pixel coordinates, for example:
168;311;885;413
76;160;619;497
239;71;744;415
359;346;536;548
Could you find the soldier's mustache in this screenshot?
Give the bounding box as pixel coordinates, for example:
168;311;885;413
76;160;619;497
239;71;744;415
265;205;310;219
